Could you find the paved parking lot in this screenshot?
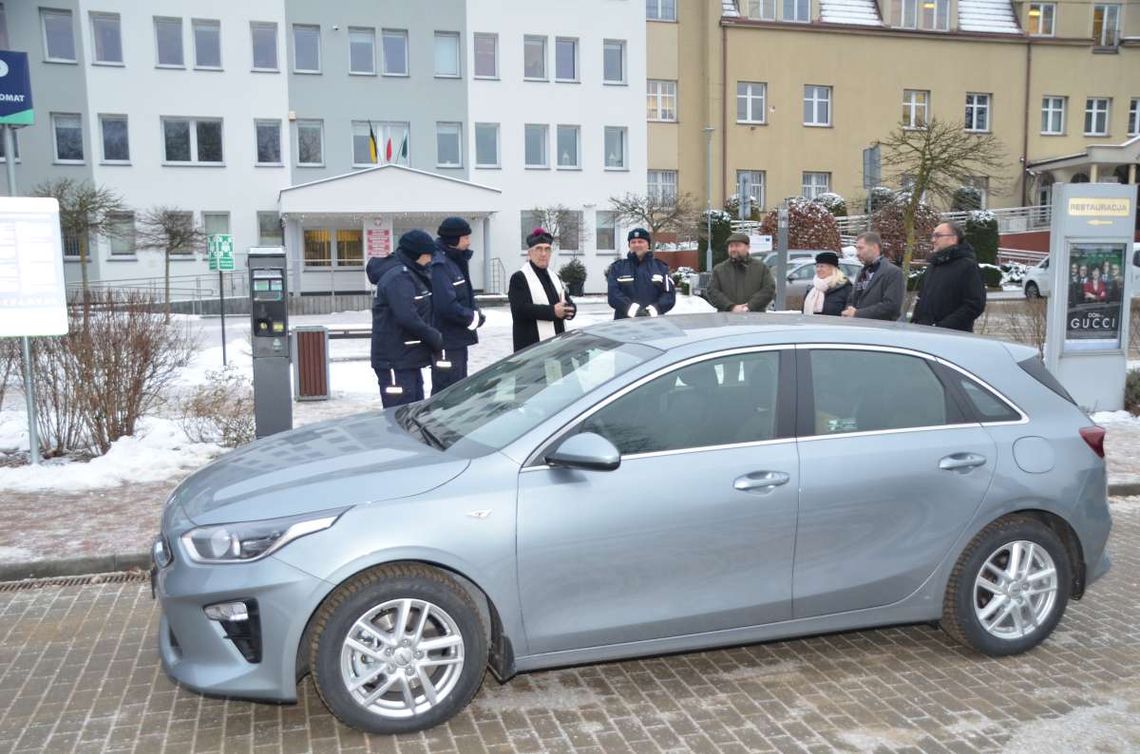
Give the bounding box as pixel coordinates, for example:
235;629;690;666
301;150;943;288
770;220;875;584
2;500;1139;754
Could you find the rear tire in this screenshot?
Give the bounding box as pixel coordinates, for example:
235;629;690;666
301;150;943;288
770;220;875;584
1025;282;1040;299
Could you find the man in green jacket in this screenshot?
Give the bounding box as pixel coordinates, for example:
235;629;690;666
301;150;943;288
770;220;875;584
706;232;776;313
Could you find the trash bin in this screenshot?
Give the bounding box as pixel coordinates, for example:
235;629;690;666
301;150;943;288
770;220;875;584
693;272;713;297
292;326;330;401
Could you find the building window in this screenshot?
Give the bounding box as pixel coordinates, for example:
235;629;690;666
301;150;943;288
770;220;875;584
99;115;129;162
162;117;223;164
648;170;678;202
803;85;831;127
203;212;230;241
524;35;547;80
555;37;578;81
52;113;84;162
109;212;135;256
475;123;500;167
737;171;766;210
337;229;364;266
257;212;283;245
903;89;930;129
556;125;580;168
965;177;989;209
737;82;767;123
155;17;184;67
559;212;583;252
743;0;777;20
647;80;678;122
1092;4;1121;47
802;172;830;199
520;210;542;249
525;124;548;167
1129;98;1139;136
90;13;123;64
434;32;461;77
382;29;409;75
251;22;278;71
1084;98;1110;135
367;122;409;164
596;211;617;251
351;121;375;165
304;229;331;267
965;93;991;132
349;27;375;74
193;19;221;69
255;120;281;164
900;0;949;29
474;33;498;78
1027;3;1055;35
784;0;811;22
293;24;320;73
0;129;19;162
42;9;76;62
647;0;677;21
1041;96;1065;134
604;126;627;169
297;120;323;165
437;122;462;167
603;40;626;84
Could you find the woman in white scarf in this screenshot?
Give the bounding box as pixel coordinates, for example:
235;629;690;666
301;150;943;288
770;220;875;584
802;251;853;316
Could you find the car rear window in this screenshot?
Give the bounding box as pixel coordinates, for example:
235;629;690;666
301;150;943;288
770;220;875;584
1018;356;1075;404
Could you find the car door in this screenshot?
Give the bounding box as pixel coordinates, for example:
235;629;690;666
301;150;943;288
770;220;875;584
516;348;799;654
784;264;815;310
792;346;996;618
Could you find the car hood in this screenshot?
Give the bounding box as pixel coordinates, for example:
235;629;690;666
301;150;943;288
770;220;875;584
168;410;469;526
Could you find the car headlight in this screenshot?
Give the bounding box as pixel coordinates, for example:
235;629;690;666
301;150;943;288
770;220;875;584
180;507;349;564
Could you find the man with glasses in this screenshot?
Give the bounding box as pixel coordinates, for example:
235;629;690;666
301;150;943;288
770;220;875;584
911;222;986;332
508;228;577;352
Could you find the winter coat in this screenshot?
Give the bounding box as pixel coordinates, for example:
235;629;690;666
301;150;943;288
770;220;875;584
849;257;905;321
370;255;443;371
911;242;987;332
606;251;677;319
508;263;575;352
804;275;852;316
706;255;776;312
430;241;481;349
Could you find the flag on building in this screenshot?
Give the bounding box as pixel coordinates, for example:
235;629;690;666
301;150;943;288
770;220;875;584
385;136;393;162
368;122;378;163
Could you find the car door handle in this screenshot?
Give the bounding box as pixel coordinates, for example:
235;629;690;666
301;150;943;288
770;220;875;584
734;471;790;492
939;453;988;472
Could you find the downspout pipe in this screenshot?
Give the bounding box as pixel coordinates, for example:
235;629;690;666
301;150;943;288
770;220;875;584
1021;39;1032;207
721;22;728;213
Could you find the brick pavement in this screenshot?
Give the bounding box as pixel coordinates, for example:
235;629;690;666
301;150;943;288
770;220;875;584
2;499;1139;754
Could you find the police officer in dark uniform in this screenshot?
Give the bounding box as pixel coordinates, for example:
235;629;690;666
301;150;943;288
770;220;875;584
606;227;676;319
367;230;442;407
429;216;485;395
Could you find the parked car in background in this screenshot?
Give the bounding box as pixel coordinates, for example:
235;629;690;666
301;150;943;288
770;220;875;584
1025;243;1140;299
757;250;817;268
781;258;863;310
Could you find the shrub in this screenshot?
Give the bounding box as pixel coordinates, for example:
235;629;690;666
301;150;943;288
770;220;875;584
965;210;999;265
697;209;735;271
180;367;255;447
1126;369;1140;416
951;186;983;212
557;258;587;286
0;339;17;412
869;186;896;213
871;197;940;263
980;264;1003;288
813;192;848;217
758;197;842;252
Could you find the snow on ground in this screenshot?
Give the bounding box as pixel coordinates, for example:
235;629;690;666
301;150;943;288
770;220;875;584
1092;410;1140;425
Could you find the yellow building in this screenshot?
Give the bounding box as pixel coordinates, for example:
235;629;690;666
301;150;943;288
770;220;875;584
646;0;1140;213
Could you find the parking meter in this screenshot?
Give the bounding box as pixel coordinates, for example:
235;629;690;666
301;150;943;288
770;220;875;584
248;249;293;437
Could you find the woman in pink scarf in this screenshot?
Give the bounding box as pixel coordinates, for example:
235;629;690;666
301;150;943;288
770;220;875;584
802;251;852;316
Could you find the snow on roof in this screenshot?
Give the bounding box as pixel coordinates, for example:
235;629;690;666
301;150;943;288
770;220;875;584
957;0;1021;34
722;0;740;17
819;0;883;26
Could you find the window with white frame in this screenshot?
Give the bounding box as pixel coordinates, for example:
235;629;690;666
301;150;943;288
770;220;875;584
604;126;627;169
1084;97;1110;135
293;24;320;72
382;29;408;75
648;170;678;202
903;89;930;128
965;93;991;132
474;33;497;78
258;212;283;245
646;0;677;21
1129;98;1139;136
251;22;278;71
556;125;580;168
349;27;375;74
737;170;766;209
1041;96;1065;134
374;122;410;164
1027;3;1055;35
1092;4;1121;47
99;115;129;162
297;120;323;165
560;211;583;252
783;0;810;22
647;80;677;122
525;124;548;167
155;17;184;67
255;120;281;164
524;35;547;79
965;177;989;209
743;0;777;20
351;121;376;165
193;19;221;68
109;212;135;256
52;113;83;162
437;122;462;167
520;211;542;249
555;37;578;81
203;212;230;240
737;81;767;123
603;40;626;84
803;85;831;126
475;122;500;167
596;211;617;251
900;0;949;29
90;13;123;64
0;129;19;162
162;117;223;163
435;32;460;77
42;9;76;62
802;172;830;199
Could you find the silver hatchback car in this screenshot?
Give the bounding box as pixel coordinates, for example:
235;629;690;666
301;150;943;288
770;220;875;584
153;315;1111;734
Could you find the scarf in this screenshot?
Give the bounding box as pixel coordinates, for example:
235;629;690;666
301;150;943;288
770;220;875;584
521;261;565;342
803;270;847;314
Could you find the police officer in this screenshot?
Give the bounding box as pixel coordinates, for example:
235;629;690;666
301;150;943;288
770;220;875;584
429;216;485;395
606;227;676;319
367;229;443;407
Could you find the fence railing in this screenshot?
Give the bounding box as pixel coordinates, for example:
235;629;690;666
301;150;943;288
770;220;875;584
65;272;249;314
486;257;508;295
834;205;1053;239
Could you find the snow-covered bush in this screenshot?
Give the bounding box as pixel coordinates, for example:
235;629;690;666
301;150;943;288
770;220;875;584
951;186;983;212
871;197;940;263
965;211;999;265
758;197;842;252
0;339;16;412
1125;369;1140;416
1000;262;1029;287
869;186;897;213
812;192;847;217
180;366;255;448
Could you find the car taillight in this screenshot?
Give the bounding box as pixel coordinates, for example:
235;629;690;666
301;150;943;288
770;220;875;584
1079;426;1106;458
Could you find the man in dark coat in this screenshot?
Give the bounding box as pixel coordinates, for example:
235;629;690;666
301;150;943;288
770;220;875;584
367;230;443;407
842;231;905;320
508;228;576;352
706;232;775;312
606;228;676;319
911;222;987;332
429;216;485;395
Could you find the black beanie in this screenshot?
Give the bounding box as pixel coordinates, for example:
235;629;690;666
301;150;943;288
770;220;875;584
397;230;436;266
438;216;472;246
628;227;651;243
526;227;554;248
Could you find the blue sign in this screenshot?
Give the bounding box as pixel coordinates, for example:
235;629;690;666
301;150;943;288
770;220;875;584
0;51;33;126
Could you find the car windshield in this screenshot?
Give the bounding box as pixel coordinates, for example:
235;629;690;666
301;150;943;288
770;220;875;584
397;331;658;453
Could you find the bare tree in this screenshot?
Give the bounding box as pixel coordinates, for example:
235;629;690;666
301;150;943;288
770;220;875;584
608;191;699;249
880;118;1007;280
136;207;207;321
529;204;582;255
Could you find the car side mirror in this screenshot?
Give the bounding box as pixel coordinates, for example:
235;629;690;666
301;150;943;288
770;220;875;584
1133;249;1140;268
546;432;621;471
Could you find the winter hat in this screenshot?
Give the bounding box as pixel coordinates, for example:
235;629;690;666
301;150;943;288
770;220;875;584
726;232;750;245
815;251;840;267
438;216;472;246
396;229;436;267
628;227;651;243
526;227;554;248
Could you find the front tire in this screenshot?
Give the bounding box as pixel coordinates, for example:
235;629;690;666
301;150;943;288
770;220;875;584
941;516;1071;656
1025;282;1040;299
309;564;488;734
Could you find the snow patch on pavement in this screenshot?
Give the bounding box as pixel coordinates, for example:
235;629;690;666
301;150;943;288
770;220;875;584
1092;410;1139;424
1000;697;1140;753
